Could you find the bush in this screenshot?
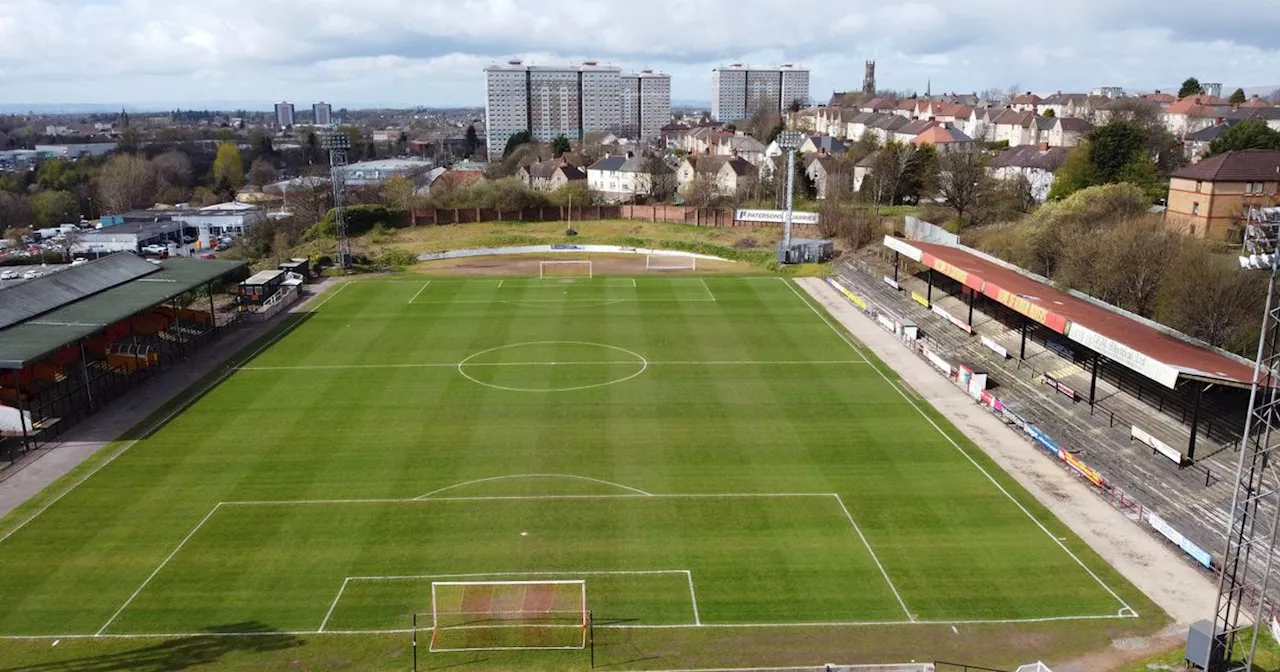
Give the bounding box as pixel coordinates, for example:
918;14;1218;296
307;204;404;240
375;248;419;269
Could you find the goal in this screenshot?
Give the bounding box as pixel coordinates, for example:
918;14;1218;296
540;260;593;279
645;254;697;272
424;580;588;652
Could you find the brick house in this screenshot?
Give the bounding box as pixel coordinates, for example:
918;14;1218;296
1166;150;1280;239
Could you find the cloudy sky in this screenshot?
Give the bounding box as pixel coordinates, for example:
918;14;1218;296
2;0;1279;109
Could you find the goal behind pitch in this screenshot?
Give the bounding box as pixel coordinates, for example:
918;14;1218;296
645;254;697;272
540;260;592;279
424;580;588;652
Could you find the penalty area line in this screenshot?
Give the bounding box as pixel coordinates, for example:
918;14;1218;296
407;281;432;304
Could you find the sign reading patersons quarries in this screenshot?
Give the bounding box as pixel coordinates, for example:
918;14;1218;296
735;209;820;225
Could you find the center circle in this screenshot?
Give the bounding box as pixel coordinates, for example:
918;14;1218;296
456;341;648;393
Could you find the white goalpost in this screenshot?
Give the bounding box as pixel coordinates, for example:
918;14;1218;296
424;580;588;652
645;254;697;272
540;260;593;279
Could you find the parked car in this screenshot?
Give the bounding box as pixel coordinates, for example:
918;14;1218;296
201;253;217;260
22;269;43;279
71;258;88;266
0;270;17;280
141;244;167;255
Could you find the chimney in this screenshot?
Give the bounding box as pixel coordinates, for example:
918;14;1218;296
1039;142;1049;151
625;151;634;159
731;149;739;159
818;147;827;156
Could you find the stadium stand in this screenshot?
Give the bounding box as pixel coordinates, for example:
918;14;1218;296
0;254;246;468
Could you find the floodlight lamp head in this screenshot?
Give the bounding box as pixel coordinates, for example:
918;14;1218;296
776;130;805;151
321;133;350;150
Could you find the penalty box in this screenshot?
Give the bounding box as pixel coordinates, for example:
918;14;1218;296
103;495;907;634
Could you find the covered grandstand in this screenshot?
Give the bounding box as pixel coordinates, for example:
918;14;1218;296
0;254;246;466
883;235;1257;463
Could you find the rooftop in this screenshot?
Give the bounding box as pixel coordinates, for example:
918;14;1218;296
0;256;245;369
885;237;1257;388
1171;149;1280;181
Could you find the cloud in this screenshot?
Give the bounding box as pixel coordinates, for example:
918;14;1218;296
0;0;1277;106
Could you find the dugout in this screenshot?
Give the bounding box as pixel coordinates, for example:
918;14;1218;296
0;253;246;468
884;235;1257;463
238;270;287;308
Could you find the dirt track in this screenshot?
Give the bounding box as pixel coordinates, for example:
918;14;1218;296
416;252;754;276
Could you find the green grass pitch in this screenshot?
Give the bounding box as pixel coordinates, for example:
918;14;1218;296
0;275;1147;662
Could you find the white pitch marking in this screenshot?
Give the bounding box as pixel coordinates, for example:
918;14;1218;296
414;471;655;496
791;279;1138;617
96;504;225;636
684;570;702;626
779;278;870;363
832;494;913;621
407;281;432;304
237;360;868;371
0;296;315;548
318;577;350;632
951;625;958;634
699;278;716;302
2;612;1139;642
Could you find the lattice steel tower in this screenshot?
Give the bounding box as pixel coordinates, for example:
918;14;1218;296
322;132;351;269
1212;205;1280;671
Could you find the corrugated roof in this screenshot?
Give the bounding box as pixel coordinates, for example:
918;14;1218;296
0;253;159;330
0;258;245;369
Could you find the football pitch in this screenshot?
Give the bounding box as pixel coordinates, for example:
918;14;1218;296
0;275;1154;666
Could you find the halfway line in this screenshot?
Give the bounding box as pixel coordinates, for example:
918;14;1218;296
238;360;869;371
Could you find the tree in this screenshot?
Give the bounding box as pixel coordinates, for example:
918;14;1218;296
152;150;193;189
937;151;993;225
1042;109;1056;118
0;192;30;234
1178;77;1205;99
866;142;915;213
212;141;244;199
380;175;419;225
96;153;158;213
746;100;782;142
248;158;277;189
464;125;480;157
503;131;533;159
1089;122;1148;184
642;155;678;202
1207;118;1280;156
1230;88;1248;105
550;134;572;157
29;190;80;226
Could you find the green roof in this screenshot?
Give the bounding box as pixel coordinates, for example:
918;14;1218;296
0;258;246;369
0;254;159;330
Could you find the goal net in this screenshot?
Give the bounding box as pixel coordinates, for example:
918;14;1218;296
425;580;588;651
540;260;593;279
645;254;697;272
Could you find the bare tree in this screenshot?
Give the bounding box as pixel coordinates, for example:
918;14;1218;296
0;192;31;236
937;151;992;224
152;150;193;190
1005;83;1022;105
867;142;915;214
249;158;278;189
96;153;158;214
642;155;678;202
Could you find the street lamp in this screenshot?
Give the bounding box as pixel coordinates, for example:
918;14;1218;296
775;130;805;250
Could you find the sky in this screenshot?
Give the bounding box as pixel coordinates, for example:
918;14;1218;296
2;0;1279;110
